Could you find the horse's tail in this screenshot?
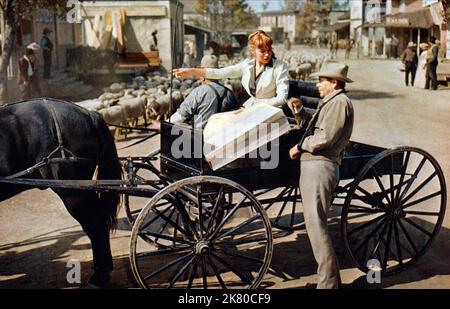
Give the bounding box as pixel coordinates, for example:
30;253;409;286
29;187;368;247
91;112;122;230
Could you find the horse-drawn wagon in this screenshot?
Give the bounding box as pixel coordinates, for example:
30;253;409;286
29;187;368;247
0;85;446;288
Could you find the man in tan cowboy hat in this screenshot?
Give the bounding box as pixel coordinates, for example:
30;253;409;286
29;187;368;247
149;55;240;130
401;42;418;86
289;61;354;289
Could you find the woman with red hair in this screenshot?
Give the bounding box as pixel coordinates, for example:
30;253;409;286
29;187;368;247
174;30;289;108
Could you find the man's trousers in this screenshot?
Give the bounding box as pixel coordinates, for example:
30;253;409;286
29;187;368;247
300;159;340;289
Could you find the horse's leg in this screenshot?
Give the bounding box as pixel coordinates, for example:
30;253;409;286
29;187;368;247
55;190;113;287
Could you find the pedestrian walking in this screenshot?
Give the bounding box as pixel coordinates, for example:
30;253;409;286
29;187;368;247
401;42;418;86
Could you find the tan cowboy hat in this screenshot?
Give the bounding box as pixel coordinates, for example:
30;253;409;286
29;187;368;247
407;41;417;48
310;61;354;83
200;55;218;69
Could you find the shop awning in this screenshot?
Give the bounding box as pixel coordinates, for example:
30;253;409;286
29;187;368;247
321;21;350;33
184;23;212;35
385;9;435;29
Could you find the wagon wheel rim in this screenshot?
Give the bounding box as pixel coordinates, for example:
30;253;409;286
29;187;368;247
130;176;273;289
341;147;446;276
122;160;167;226
254;186;303;231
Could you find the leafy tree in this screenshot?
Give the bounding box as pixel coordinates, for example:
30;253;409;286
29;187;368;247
281;0;301;11
0;0;67;104
194;0;258;44
295;0;335;40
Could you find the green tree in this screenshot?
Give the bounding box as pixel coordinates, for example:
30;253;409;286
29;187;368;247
281;0;301;11
194;0;258;44
295;0;335;40
0;0;67;104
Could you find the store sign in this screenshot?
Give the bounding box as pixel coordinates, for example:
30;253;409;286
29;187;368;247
386;17;410;27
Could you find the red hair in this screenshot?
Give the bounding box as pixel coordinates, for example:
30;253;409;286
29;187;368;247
248;30;273;51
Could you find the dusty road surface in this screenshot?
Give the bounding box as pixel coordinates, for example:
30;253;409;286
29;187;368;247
1;57;449;289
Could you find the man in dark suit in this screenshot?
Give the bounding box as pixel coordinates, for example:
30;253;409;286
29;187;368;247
40;27;53;79
18;48;38;100
425;36;439;90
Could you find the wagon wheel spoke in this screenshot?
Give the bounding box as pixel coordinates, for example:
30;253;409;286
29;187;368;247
402;191;442;210
403;210;441;216
212;213;262;241
367;220;389;261
172;192;200;240
139;204;173;232
201;255;208;289
393;220;404;267
214;236;269;247
401;171;438;206
399;156;427;202
135;245;192;259
153;206;177;243
209;196;248;240
215;246;265;265
168;255;197;289
389;154;395;204
206;254;227;289
186;258;199;289
396;217;419;255
197;185;205;238
348;213;385;235
205;185;224;236
140;231;194;246
382;220;394;271
143;252;194;282
353;218;387;256
347;205;384;214
394;150;411;202
371;166;392;205
173;214;179;247
210;252;253;286
400;217;433;238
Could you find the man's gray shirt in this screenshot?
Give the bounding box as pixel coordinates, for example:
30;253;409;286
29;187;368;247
177;81;239;128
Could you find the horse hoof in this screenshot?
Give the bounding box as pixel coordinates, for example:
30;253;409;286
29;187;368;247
88;272;111;288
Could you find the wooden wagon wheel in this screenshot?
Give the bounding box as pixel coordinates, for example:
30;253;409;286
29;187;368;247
130;176;273;289
254;186;303;231
341;147;446;276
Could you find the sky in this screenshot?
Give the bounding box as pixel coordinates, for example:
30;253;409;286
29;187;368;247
247;0;283;13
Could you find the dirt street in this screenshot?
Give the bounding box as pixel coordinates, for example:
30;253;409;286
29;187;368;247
1;56;449;289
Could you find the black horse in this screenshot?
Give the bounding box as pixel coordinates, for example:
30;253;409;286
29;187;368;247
0;98;122;287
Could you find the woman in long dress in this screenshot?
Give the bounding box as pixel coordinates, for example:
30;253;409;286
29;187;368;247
414;43;429;88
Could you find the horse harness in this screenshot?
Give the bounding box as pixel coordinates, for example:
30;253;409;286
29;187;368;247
5;99;95;180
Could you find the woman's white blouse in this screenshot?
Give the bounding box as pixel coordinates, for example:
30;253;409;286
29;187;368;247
205;58;289;108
